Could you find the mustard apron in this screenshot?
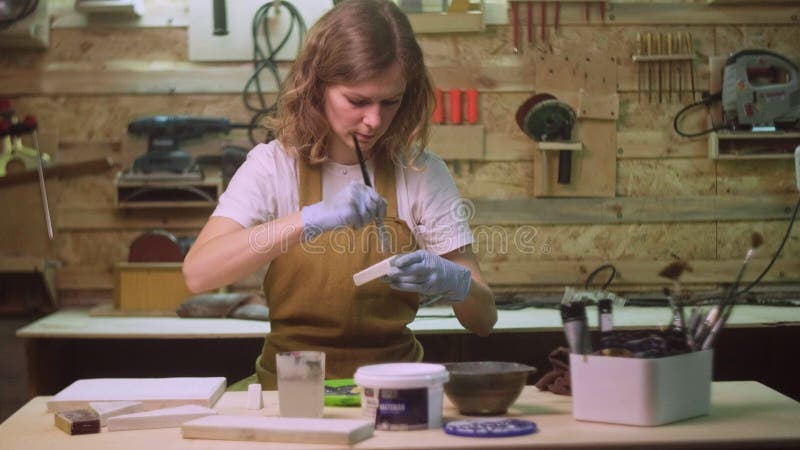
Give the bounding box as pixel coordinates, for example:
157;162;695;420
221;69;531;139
255;153;423;389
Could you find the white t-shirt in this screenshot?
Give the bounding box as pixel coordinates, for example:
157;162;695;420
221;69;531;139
212;141;473;255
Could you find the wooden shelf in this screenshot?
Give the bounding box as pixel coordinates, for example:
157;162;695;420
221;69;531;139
114;172;222;209
709;131;800;160
407;11;484;33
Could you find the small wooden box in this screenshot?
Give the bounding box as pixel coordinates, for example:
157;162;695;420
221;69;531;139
113;262;192;312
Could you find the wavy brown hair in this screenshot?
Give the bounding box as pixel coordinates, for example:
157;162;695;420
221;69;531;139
267;0;434;166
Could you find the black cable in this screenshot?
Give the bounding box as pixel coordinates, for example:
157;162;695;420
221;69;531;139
584;263;617;291
736;196;800;296
673;92;726;138
0;0;38;32
243;1;307;146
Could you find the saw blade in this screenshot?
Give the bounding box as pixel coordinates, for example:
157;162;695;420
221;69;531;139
521;99;576;142
515;93;557;132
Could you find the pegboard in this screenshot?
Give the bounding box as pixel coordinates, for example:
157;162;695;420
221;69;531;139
531;54;619;197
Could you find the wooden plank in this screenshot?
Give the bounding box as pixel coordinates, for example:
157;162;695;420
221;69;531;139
57;207;209;231
429;125;485;159
469;195;798;225
482;258;800;286
617;131;708;159
407;11;484;33
605;3;800;24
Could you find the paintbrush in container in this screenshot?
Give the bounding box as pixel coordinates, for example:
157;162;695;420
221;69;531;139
702;232;763;349
658;261;692;336
352;133;390;254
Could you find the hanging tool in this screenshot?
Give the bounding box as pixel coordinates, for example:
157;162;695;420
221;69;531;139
516;93;577;184
676;31;684;103
0;115;53;239
511;1;520;53
449;88;462;124
433;88;444;124
126;116;248;177
466;89;479;124
636;32;643;103
646;32;653;103
686;32;697;102
554;2;560;32
721;49;800;131
667;32;673;104
540;2;546;42
527;2;533;44
656;33;663;103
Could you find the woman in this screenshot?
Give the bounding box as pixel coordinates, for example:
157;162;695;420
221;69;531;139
183;0;496;389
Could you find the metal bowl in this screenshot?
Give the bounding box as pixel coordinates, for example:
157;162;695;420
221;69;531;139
443;361;537;416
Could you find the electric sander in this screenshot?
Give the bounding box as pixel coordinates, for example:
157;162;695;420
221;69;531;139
516;94;577;184
722;49;800;131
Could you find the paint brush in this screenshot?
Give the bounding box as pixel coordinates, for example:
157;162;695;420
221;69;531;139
658;261;692;331
352;133;389;253
702;232;764;349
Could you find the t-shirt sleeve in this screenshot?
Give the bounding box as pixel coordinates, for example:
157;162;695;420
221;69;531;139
408;151;474;255
211;143;279;228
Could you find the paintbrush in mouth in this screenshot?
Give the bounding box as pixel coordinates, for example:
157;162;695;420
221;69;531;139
352;133;389;254
701;232;764;350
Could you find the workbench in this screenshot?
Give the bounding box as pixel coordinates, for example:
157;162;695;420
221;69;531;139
1;382;799;449
15;306;800;400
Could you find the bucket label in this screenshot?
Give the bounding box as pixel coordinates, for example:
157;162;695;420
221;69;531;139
375;387;428;431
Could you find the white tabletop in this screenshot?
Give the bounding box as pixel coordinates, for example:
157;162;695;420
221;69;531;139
15;305;800;339
1;382;799;449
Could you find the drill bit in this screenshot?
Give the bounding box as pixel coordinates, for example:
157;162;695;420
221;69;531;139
646;32;653;103
676;31;683;103
687;32;697;102
667;32;673;104
656;33;662;104
636;32;643;103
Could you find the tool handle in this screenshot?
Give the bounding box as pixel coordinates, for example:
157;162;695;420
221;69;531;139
557;149;571;184
433;88;444;124
448;88;462;125
213;0;228;36
465;89;479;124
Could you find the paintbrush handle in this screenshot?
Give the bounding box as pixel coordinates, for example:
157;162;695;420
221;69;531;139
352;134;373;188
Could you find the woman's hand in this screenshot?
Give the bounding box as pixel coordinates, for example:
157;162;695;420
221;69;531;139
301;181;386;237
383;250;472;302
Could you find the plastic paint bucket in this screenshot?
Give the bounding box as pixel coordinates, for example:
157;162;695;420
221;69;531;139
354;363;449;431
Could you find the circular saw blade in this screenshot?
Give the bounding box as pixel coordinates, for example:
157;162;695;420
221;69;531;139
521;99;576;142
515;93;557;132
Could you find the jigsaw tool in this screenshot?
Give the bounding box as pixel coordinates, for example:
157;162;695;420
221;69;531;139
721;49;800;131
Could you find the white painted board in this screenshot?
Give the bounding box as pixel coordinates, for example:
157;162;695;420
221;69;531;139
88;401;144;426
47;377;226;413
108;405;217;431
353;255;398;286
182;415;374;445
188;0;333;62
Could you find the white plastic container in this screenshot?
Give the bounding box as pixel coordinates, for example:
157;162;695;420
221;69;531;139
354;363;449;431
570;350;712;426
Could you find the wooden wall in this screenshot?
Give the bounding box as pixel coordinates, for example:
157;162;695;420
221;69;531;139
2;0;799;305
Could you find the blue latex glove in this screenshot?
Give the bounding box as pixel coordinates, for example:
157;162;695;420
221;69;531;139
301;181;387;239
383;250;472;303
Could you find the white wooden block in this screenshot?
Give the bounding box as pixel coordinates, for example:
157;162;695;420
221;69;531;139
107;405;217;431
47;377;226;413
182;415;374;445
88;401;144;426
353;255;398;286
246;384;262;410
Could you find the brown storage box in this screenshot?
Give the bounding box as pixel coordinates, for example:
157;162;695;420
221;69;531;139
113;262;192;312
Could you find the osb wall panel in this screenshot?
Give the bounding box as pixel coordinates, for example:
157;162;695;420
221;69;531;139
3;3;800;299
471;223;718;263
617;159;716;197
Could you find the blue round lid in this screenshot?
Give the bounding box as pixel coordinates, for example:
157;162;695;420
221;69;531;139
443;418;538;438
